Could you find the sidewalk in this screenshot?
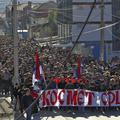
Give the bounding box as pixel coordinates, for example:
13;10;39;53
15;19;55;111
0;97;13;119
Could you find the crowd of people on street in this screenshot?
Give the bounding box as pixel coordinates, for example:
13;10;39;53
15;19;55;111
0;36;120;119
0;36;120;93
37;45;120;92
12;83;38;120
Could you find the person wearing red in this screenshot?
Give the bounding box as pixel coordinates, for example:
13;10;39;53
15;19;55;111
31;87;39;114
31;90;38;100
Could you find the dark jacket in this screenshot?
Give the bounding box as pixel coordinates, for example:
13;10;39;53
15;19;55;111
22;95;34;109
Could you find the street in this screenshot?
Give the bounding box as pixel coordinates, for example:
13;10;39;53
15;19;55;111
0;0;120;120
13;108;120;120
0;97;120;120
1;97;120;120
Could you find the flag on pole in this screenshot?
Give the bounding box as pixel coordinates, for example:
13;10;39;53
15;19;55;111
32;49;42;85
35;49;40;80
77;56;81;79
32;65;43;85
32;49;47;86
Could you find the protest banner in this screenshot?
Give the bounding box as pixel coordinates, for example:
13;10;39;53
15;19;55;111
40;89;120;107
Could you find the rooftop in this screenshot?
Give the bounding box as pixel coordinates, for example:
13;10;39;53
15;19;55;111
33;1;57;11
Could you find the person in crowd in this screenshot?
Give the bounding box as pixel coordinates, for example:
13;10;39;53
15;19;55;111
30;86;39;114
17;85;24;113
13;83;20;111
58;79;66;89
65;80;74;89
22;88;34;120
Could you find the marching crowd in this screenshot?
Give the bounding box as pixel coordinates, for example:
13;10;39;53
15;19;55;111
38;46;120;92
0;37;120;92
0;36;120;119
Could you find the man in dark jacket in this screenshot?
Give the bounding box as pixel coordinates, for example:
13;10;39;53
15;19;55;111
58;79;66;89
65;80;74;89
22;88;34;120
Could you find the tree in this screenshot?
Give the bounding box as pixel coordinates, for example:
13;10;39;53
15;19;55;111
48;10;58;35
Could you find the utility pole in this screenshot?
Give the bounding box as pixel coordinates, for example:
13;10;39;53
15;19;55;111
13;0;19;85
100;0;105;61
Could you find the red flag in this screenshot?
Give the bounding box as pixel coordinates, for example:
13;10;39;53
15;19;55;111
77;56;81;79
31;91;38;100
35;49;40;80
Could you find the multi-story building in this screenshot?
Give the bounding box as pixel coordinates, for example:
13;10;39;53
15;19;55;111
112;0;120;53
57;0;115;61
5;1;33;36
0;17;5;35
30;1;57;38
57;0;72;43
72;0;112;61
5;1;57;39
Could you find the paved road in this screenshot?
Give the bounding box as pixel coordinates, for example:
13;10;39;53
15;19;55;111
13;108;120;120
1;97;120;120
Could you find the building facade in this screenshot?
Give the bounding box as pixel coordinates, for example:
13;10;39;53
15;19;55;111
30;1;57;38
57;0;72;43
5;1;57;39
0;17;5;35
72;0;112;61
5;2;32;36
112;0;120;52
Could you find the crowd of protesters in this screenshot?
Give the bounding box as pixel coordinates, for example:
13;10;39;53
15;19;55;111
12;83;38;119
31;45;120;92
0;36;120;93
0;36;120;119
